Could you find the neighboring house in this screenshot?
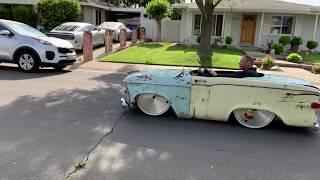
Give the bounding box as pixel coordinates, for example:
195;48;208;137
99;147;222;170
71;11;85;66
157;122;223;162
173;0;320;50
0;0;111;26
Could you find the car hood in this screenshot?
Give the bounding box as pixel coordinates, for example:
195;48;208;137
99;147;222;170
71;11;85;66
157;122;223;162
38;36;74;48
124;69;192;87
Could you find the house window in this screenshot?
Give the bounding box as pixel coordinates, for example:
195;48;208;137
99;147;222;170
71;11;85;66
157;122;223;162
193;14;224;36
95;10;102;25
193;14;201;36
270;16;294;35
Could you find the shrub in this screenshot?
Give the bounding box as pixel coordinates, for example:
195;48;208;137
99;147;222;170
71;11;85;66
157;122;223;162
312;65;320;74
290;36;303;46
225;36;233;45
278;36;291;46
0;6;12;20
306;40;318;51
271;43;284;55
12;6;37;27
261;56;275;70
286;53;303;63
37;0;81;30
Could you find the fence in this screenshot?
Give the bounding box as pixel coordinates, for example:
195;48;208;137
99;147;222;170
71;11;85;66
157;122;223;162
141;18;180;42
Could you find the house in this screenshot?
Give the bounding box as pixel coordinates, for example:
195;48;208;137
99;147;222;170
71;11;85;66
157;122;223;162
0;0;111;26
173;0;320;50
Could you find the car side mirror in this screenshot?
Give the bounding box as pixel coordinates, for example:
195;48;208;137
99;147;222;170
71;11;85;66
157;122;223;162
0;30;12;36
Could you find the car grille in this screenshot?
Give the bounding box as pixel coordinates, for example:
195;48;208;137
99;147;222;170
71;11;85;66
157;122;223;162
47;33;75;40
58;48;74;54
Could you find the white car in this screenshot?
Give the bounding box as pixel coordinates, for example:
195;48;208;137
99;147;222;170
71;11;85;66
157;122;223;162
47;22;105;50
0;19;76;72
98;22;132;42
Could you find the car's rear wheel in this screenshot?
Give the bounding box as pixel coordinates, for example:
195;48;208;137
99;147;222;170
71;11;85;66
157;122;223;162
137;93;170;116
16;50;39;72
233;109;276;129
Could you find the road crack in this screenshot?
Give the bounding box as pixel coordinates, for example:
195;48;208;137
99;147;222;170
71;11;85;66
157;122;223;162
65;110;128;179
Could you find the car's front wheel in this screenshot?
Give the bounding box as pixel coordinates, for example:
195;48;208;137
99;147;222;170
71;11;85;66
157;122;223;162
16;50;39;72
233;109;276;129
137;93;170;116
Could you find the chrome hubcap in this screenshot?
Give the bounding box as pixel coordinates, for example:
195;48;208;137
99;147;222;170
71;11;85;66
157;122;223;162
234;109;275;128
137;94;170;116
19;54;34;70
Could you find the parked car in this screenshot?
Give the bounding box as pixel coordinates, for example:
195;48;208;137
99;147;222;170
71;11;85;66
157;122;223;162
47;22;105;50
121;68;320;129
98;22;132;42
0;19;76;72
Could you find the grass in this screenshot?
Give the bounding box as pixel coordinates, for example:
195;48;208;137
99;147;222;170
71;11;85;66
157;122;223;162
101;43;244;69
298;52;320;64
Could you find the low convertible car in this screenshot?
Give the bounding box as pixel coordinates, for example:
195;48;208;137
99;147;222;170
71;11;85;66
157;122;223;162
121;68;320;129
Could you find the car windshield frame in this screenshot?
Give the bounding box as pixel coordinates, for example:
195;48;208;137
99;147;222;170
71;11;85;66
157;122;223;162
4;21;46;37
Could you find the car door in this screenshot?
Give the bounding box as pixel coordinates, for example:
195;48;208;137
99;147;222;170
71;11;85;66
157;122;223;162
190;76;211;120
0;24;12;61
87;25;102;46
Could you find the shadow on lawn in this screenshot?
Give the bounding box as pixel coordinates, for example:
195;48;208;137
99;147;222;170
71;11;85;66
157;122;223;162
137;43;163;49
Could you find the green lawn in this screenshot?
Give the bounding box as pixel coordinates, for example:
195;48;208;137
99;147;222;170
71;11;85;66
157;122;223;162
299;52;320;64
101;43;244;69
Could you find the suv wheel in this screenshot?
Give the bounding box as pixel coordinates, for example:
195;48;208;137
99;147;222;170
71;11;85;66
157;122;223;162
16;50;39;72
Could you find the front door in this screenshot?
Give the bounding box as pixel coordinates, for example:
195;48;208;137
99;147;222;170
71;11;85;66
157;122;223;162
240;14;257;45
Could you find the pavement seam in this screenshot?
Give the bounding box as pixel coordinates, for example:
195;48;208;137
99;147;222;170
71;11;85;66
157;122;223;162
64;110;128;179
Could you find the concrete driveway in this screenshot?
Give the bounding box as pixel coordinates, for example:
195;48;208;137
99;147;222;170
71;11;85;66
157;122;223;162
0;64;320;180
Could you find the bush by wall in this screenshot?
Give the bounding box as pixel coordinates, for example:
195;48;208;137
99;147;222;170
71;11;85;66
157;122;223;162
12;6;37;27
278;36;291;46
0;6;13;20
37;0;81;30
271;43;284;55
225;36;233;45
261;55;275;70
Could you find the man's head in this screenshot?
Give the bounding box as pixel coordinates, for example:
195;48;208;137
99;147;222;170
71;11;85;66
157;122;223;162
240;55;256;70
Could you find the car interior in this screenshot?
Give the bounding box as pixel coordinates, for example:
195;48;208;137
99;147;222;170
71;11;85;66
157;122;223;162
190;67;264;78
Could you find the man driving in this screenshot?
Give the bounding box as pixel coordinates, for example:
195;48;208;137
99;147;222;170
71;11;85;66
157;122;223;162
236;55;260;77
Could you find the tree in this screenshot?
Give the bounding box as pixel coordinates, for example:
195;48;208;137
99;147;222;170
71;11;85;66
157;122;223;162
37;0;81;30
195;0;223;57
146;0;170;42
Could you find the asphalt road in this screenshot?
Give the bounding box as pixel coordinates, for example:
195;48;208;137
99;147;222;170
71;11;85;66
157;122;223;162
0;65;320;180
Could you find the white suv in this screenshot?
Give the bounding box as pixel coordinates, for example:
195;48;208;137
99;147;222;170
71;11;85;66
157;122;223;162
0;19;76;72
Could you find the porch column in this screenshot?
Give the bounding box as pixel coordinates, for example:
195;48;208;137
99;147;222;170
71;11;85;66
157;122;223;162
313;14;319;40
258;13;264;47
222;12;226;38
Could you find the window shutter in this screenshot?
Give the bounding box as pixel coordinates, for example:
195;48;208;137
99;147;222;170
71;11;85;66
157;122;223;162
262;15;271;35
223;13;232;37
294;15;303;36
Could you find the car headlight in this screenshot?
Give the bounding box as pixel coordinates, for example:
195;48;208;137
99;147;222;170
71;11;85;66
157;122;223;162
33;38;52;46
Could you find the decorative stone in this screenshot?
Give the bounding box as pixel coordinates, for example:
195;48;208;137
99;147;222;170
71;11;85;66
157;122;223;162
105;30;113;53
131;28;138;44
82;31;93;61
270;65;282;71
140;27;145;42
120;29;127;48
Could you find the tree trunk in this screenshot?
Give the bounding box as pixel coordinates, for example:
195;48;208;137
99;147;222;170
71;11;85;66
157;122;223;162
156;19;161;42
198;13;213;56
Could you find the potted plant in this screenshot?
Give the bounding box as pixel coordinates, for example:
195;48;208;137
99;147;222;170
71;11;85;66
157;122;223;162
290;36;303;51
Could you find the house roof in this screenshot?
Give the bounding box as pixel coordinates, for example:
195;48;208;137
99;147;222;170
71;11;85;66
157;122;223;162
0;0;38;5
79;0;111;10
173;0;320;14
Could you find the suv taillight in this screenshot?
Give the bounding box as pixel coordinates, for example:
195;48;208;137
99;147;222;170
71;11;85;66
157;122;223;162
311;103;320;109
